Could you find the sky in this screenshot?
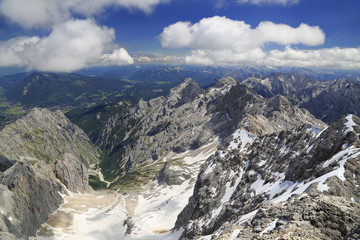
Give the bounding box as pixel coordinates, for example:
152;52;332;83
0;0;359;72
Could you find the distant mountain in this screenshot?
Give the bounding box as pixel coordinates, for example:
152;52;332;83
69;77;325;183
126;66;277;87
1;71;182;110
242;72;360;123
6;72;122;107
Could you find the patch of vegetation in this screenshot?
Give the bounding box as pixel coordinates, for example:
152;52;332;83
89;174;108;190
110;160;165;191
4;105;25;115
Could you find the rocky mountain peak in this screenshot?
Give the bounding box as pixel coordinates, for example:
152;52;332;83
167;77;204;108
215;77;238;88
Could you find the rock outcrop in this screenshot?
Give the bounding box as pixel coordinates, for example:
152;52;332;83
53;153;91;193
175;115;360;239
0;108;99;239
0;159;65;239
0;107;99;166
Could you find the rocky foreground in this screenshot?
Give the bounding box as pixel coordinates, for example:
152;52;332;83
175;115;360;239
0;108;99;239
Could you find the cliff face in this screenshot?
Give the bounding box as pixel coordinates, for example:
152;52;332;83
175;115;360;240
0;107;99;166
0;108;99;239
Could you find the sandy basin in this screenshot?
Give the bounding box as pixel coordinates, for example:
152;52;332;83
35;191;129;239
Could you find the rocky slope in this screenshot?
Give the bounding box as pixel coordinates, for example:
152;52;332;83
0;108;99;239
0;107;99;167
242;72;360;123
86;77;325;184
175;115;360;239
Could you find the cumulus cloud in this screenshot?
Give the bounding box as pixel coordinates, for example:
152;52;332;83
0;19;133;72
266;47;360;69
101;48;134;65
160;16;325;51
0;0;170;29
159;16;360;69
237;0;299;5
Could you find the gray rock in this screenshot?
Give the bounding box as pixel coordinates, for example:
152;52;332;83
0;107;100;166
53;153;90;193
175;115;360;239
0;232;18;240
1;159;65;238
155;161;191;186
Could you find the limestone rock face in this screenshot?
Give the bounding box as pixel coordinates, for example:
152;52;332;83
0;160;65;239
0;108;99;238
0;107;99;166
54;153;90;193
175;115;360;239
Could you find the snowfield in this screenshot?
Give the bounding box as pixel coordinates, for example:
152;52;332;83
35;141;219;240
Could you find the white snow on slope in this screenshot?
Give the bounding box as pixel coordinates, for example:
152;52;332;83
229;129;257;152
344;114;356;134
260;219;278;236
250;148;360;204
307;125;325;137
212;170;243;219
36;140;219;240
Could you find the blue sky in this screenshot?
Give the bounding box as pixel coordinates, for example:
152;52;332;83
0;0;359;72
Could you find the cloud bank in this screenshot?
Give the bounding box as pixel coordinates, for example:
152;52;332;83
0;19;134;72
0;0;170;29
159;16;360;69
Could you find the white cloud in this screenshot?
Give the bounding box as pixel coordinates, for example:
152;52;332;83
101;48;134;65
160;16;360;69
0;0;170;29
0;36;40;66
160;16;325;51
0;19;133;72
133;54;183;64
266;47;360;69
184;48;266;65
237;0;299;5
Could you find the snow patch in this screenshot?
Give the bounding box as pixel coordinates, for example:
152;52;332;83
344;114;356;134
229;129;257;152
317;182;329;192
258;159;267;167
260;219;278;236
306;144;314;154
238;210;258;224
279;145;287;154
307;126;324;137
230;229;241;239
322;148;360;169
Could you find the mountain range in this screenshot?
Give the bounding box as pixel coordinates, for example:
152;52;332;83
0;67;359;239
